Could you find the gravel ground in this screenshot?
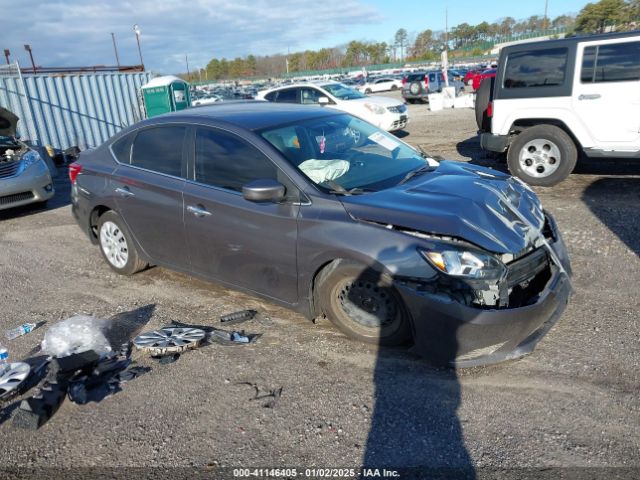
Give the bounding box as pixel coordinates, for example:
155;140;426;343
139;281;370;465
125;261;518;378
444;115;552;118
0;93;638;479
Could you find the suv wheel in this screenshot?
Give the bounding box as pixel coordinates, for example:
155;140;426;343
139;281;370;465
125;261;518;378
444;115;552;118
409;82;421;95
97;211;148;275
507;125;577;187
365;88;372;94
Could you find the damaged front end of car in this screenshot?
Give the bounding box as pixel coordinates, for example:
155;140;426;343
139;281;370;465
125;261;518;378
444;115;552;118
341;161;572;367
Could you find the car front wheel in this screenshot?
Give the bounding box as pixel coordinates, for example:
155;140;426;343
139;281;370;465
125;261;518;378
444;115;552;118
317;260;411;346
97;211;148;275
507;125;577;187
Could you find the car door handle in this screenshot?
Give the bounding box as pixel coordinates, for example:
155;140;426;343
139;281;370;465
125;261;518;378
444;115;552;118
578;94;601;100
187;205;212;217
115;187;135;198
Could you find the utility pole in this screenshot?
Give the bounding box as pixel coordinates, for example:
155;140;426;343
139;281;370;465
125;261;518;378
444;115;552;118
24;44;36;73
185;54;190;80
443;7;449;87
543;0;549;31
133;24;144;71
3;49;10;65
111;33;121;68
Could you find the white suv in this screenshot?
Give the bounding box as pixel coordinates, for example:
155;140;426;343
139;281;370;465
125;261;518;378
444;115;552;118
256;81;409;132
478;31;640;186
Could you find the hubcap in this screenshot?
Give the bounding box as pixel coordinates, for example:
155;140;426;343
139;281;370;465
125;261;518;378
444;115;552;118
100;221;129;269
518;139;561;178
337;280;397;329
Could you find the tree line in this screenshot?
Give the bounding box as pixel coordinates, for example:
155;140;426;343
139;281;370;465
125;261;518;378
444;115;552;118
187;0;640;81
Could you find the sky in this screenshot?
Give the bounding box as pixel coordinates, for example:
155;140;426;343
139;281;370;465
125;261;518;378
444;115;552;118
0;0;590;74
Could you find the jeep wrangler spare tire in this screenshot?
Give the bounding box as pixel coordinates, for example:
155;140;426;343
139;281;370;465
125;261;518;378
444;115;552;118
475;77;495;131
507;124;577;187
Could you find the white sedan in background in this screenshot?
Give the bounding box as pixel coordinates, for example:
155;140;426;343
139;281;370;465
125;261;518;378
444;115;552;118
256;82;408;132
356;77;403;94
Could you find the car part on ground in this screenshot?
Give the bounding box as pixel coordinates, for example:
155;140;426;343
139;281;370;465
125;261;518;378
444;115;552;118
0;362;31;400
220;309;258;325
133;327;206;355
208;328;261;345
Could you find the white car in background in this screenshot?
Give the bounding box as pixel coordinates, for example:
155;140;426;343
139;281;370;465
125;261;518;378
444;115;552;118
256;82;408;132
191;94;222;107
356;77;403;94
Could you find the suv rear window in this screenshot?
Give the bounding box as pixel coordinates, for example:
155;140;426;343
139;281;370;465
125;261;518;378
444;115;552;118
405;73;425;82
504;48;568;88
580;42;640;83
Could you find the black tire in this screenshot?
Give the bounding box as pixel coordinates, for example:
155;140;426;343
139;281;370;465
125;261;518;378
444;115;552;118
391;84;398;91
475;76;495;131
507;125;577;187
365;89;372;94
316;260;411;346
97;210;147;275
405;98;416;104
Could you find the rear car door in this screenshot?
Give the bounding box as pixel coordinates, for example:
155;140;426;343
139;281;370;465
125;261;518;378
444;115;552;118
573;38;640;149
183;126;300;303
110;124;188;267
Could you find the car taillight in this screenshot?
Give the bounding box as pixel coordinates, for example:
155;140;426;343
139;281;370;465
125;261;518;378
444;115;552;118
487;101;493;118
424;75;429;87
69;162;82;184
402;77;406;85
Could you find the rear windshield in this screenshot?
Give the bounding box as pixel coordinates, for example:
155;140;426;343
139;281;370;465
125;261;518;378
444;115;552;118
504;48;568;88
405;73;425;82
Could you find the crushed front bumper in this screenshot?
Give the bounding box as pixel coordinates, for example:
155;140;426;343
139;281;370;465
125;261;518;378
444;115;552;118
396;233;572;367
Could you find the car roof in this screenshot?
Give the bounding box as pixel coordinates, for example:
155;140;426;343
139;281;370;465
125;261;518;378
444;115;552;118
141;101;339;131
501;29;640;55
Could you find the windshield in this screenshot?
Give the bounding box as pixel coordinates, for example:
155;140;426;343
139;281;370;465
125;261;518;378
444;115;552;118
260;114;437;193
321;83;366;100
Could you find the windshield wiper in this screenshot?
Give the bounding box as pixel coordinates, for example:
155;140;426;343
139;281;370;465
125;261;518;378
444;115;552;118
397;164;436;185
324;180;369;196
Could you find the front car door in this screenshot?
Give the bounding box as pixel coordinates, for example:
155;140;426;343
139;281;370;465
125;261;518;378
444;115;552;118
573;37;640;151
110;124;189;267
183;126;301;303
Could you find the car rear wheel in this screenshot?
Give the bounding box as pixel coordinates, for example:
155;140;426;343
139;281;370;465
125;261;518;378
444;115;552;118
97;211;147;275
317;260;411;346
507;125;577;187
391;85;398;91
365;89;372;94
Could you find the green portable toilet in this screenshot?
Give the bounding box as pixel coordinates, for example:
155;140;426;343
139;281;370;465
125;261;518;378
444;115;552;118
141;75;191;118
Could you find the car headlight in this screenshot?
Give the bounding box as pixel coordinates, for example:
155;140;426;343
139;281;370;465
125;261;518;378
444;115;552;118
18;150;43;173
419;245;506;280
364;103;386;115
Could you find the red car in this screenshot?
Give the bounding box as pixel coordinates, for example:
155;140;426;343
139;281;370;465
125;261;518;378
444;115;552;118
471;69;497;91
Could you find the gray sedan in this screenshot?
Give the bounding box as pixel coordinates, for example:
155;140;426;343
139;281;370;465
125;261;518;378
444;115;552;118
70;102;571;367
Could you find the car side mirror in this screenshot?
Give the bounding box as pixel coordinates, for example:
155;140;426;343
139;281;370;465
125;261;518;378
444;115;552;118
318;96;330;106
242;179;286;203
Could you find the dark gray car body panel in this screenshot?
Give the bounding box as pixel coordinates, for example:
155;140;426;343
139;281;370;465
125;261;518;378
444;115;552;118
71;102;572;366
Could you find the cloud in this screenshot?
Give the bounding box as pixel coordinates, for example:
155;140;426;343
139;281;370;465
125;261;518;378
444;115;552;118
1;0;383;73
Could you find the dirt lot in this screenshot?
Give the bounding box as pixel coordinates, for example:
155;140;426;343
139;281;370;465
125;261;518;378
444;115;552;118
0;94;638;479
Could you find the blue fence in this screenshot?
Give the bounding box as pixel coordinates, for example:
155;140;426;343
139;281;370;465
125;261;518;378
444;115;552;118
0;63;152;150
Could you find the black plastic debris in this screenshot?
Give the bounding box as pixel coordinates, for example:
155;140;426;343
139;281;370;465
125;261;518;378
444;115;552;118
53;350;101;374
220;309;257;325
13;380;66;430
236;381;283;408
208;328;261;346
152;353;180;365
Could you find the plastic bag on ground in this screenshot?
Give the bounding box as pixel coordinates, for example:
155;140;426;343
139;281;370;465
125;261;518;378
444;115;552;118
42;315;112;358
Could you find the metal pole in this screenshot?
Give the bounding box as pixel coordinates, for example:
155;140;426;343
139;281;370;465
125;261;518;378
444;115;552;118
111;33;121;68
135;33;144;71
543;0;549;32
24;44;36;73
185;54;190;80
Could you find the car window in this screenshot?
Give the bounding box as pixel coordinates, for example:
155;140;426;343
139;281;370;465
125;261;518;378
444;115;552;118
300;88;322;104
504;48;568;88
429;73;436;82
581;42;640;83
130;126;186;176
194;127;279;193
111;133;134;163
274;88;298;103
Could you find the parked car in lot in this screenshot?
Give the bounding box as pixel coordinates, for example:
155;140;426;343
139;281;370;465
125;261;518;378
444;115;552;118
0;107;54;211
357;77;403;94
470;68;497;91
478;30;640;186
70;102;572;366
257;82;408;132
191;94;222;106
402;71;465;103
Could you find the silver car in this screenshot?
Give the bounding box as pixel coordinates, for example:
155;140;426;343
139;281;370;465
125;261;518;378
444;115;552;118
0;107;54;210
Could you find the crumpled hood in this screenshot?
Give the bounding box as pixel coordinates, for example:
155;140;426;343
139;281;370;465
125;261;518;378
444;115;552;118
0;107;19;137
340;161;546;255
